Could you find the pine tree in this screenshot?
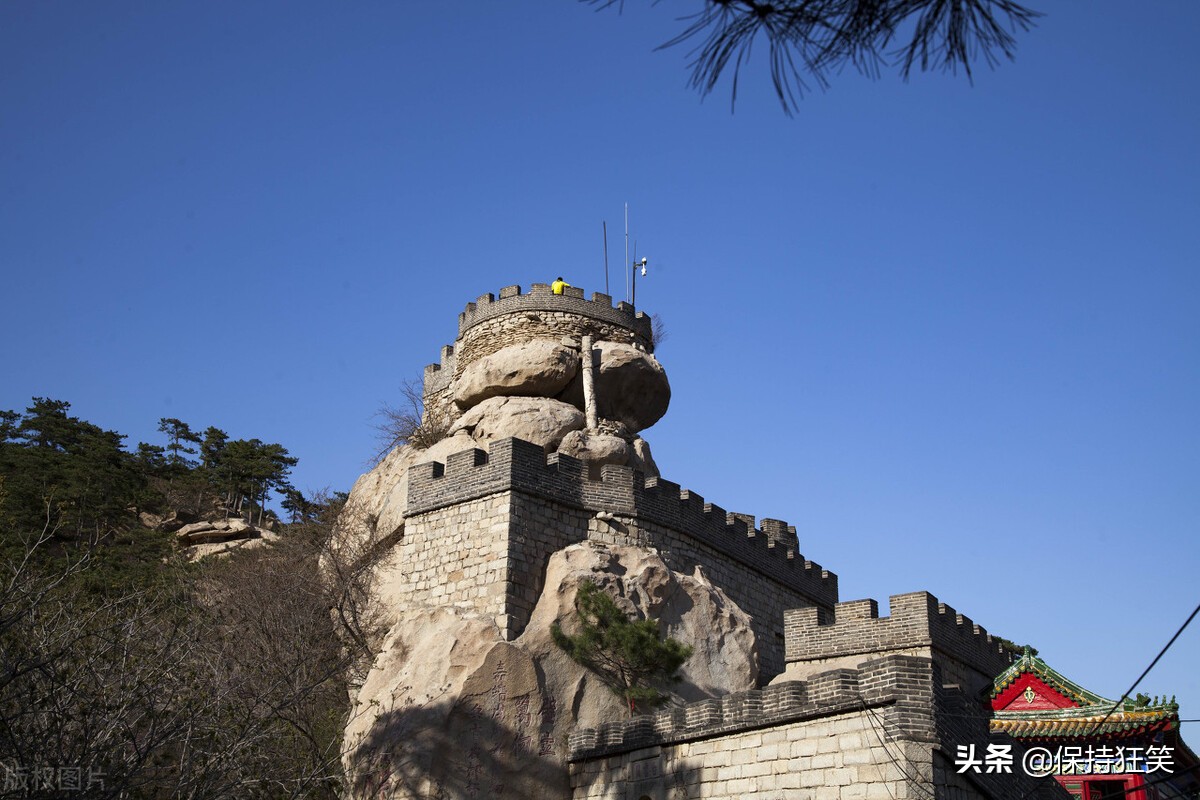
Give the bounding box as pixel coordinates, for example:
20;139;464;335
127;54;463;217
157;417;201;468
552;580;693;715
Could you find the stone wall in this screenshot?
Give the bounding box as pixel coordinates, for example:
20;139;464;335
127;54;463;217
422;344;458;431
409;440;837;610
568;655;938;800
392;493;514;634
567;655;1063;800
421;284;655;425
504;493;594;637
407;438;839;673
570;713;914;800
784;592;1014;690
455;284;652;357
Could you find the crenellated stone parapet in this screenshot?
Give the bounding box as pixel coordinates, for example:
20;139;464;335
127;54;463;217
567;654;937;762
408;437;837;611
422;285;655;410
784;591;1014;680
457;284;651;342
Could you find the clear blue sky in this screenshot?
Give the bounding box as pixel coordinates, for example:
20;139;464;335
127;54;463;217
3;2;1198;731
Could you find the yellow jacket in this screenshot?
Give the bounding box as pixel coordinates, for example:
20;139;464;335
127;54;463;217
551;279;571;295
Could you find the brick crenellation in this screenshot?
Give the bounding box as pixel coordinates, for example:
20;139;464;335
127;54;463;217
408;438;837;609
567;654;936;762
456;283;652;341
421;284;655;416
784;591;1014;679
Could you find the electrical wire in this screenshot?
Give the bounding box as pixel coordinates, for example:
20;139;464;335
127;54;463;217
1086;602;1200;738
1015;600;1200;800
857;694;938;800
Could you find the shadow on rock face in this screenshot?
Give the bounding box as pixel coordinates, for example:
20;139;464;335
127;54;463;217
346;690;565;800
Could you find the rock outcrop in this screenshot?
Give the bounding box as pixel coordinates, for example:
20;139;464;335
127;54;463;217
556;341;670;432
449;396;584;452
555;429;629;471
172;517;280;561
629;436;660;477
452;339;579;410
343;542;758;800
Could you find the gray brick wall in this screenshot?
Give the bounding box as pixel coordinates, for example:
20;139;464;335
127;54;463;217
409;439;838;610
567;655;1066;800
784;592;1014;688
407;438;840;669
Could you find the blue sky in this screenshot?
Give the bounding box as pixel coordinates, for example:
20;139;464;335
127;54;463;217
3;2;1198;730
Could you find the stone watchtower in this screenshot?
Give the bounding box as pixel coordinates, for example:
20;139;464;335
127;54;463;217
344;285;1058;800
422;283;654;433
391;283;837;678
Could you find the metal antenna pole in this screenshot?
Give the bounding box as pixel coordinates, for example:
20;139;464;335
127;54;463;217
624;203;629;304
632;240;637;308
603;221;609;296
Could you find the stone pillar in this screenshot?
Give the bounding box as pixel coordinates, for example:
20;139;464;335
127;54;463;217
581;335;598;430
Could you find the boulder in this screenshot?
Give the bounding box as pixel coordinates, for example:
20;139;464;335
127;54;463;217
175;517;260;546
629;436;659;477
343;608;565;800
343;541;759;800
558;341;670;432
449;396;583;452
555;430;629;470
452;339;579;410
524;542;759;704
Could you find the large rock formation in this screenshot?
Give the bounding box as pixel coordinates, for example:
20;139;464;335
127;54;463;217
449;396;584;452
452;339;579;410
555;429;629;471
556;341;670;433
336;302;693;799
343;542;758;800
160;516;280;561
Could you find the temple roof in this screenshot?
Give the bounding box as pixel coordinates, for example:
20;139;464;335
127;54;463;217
988;648;1179;740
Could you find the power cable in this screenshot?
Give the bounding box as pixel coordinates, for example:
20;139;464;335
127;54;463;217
1086;602;1200;737
1015;600;1200;800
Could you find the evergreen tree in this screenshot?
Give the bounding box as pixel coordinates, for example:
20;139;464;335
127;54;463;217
158;417;201;468
0;399;144;539
199;426;229;471
552;580;693;715
134;442;169;475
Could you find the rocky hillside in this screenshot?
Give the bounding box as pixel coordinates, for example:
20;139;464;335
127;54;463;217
337;332;767;798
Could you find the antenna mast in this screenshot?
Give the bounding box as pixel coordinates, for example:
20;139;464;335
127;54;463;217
624;203;630;303
602;221;609;296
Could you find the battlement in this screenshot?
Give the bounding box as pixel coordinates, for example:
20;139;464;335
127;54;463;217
422;344;457;398
408;437;837;609
422;284;656;403
568;654;936;761
784;591;1014;679
455;284;652;341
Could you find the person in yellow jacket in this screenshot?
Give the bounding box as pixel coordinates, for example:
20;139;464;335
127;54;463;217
551;276;571;295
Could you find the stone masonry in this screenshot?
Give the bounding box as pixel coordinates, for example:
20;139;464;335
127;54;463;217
422;284;654;429
366;287;1066;800
405;437;837;672
782;592;1015;699
561;614;1051;800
